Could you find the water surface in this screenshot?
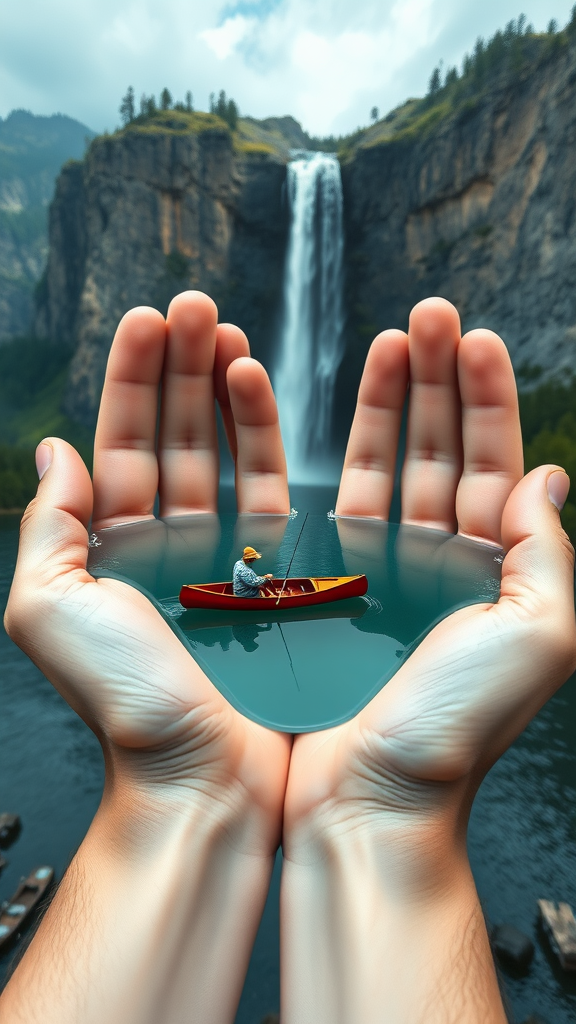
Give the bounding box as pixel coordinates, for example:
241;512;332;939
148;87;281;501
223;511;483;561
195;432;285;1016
1;496;575;1024
87;511;502;731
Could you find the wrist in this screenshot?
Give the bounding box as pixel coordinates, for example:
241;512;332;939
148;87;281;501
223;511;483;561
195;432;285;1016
284;803;469;902
281;821;504;1024
2;771;277;1024
100;753;282;860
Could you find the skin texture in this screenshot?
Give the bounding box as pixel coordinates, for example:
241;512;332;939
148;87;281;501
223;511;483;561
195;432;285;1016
281;298;576;1024
2;293;575;1023
2;292;292;1024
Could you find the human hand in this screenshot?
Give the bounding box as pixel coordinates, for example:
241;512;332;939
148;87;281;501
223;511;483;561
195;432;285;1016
281;298;576;1023
5;292;292;853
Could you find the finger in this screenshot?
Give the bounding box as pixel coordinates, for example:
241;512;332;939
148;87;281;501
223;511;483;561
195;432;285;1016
158;291;220;517
401;298;463;532
455;330;523;546
336;516;394;592
227;357;290;514
500;466;575;619
6;439;93;645
214;323;251;461
92;307;166;530
335;330;409;519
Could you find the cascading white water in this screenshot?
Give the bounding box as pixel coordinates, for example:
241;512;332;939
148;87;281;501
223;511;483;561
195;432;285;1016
274;151;345;482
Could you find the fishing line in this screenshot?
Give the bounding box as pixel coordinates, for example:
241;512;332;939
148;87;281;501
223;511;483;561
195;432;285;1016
276;512;309;605
277;621;300;690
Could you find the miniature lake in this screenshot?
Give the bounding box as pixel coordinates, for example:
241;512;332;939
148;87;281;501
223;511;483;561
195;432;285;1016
1;485;575;1024
86;508;502;731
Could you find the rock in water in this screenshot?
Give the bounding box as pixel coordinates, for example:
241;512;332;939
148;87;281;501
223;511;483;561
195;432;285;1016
491;922;535;970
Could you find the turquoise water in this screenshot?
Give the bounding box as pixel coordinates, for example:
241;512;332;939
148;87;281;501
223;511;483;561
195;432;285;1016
1;492;575;1023
87;512;502;731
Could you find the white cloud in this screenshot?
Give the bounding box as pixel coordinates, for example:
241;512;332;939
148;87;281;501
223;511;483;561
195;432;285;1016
200;14;254;61
1;0;575;135
102;8;160;55
286;0;436;133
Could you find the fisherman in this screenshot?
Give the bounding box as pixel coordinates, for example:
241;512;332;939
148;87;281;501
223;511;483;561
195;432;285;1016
232;546;274;598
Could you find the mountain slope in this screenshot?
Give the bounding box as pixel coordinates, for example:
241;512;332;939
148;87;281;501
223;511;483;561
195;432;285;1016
0;109;95;341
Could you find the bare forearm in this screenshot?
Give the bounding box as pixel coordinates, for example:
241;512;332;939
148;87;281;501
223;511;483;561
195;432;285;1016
0;786;275;1024
281;827;506;1024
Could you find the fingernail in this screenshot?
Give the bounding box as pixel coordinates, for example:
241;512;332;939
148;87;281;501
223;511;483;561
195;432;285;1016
35;442;53;480
547;471;570;511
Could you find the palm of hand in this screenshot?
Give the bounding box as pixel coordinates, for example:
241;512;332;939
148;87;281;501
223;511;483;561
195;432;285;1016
285;299;576;840
7;293;291;822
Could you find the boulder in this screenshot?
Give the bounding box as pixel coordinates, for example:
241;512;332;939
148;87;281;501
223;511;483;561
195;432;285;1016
491;922;534;970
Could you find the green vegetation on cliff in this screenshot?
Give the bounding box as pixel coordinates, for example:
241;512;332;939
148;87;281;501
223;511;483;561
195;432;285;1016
114;107;231;139
113;90;291;159
519;374;576;539
341;9;576;158
0;337;92;510
117;85;239;136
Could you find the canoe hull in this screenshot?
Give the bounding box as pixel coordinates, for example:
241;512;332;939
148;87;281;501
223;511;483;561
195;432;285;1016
0;866;54;949
179;575;367;611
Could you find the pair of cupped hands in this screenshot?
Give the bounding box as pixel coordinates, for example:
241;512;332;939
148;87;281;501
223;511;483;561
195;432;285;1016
6;291;576;866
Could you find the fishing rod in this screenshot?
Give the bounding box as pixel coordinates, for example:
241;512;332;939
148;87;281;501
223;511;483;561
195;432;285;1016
276;512;309;606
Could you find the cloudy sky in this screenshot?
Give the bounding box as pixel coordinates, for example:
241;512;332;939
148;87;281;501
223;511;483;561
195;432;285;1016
1;0;574;137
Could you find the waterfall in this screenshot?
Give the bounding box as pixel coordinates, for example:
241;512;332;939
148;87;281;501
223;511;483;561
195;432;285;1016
274;152;345;482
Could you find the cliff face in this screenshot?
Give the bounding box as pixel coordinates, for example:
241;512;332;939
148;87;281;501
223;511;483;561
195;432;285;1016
0;110;94;342
36;121;288;426
338;41;576;424
37;41;576;434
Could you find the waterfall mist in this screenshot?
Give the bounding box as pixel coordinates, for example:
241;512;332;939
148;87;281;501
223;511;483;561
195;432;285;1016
274;152;345;483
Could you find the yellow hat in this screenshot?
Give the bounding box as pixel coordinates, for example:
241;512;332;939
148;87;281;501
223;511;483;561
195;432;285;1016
243;546;262;560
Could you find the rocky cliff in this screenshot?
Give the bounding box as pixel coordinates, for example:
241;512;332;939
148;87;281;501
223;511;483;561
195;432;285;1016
0;110;94;342
35;112;289;426
337;36;576;426
36;35;576;433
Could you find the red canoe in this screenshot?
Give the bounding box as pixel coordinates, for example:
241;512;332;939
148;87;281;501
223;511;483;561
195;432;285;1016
179;575;368;611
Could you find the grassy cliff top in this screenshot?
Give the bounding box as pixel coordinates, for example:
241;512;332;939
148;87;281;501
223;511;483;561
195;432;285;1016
114;108;229;137
99;108;292;160
339;21;576;160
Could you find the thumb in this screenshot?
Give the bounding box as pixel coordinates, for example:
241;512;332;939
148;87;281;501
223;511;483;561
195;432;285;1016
500;465;575;659
9;438;93;599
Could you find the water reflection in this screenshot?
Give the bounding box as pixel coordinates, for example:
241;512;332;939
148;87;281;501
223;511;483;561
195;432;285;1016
232;623;272;653
88;513;502;731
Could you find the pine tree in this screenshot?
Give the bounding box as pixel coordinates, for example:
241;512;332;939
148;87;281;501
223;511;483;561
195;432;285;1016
226;98;238;130
216;90;227;119
185;90;193;112
428;66;441;97
140;95;156;118
119;86;135;126
160;88;172;111
370;106;379;122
